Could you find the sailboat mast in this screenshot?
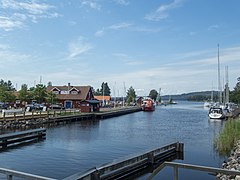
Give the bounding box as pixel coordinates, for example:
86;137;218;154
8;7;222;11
225;66;229;104
217;44;222;103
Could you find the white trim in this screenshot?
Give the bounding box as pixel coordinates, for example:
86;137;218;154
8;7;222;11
50;87;61;92
69;87;80;92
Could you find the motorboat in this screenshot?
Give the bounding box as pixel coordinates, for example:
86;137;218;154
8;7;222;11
142;99;155;111
208;107;226;119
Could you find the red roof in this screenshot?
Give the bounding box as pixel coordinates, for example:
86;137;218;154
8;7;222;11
94;95;111;101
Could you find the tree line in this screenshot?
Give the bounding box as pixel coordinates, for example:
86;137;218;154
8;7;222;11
3;77;238;107
0;79;161;107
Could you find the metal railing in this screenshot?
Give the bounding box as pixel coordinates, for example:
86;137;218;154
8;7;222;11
0;168;56;180
64;142;183;180
147;161;240;180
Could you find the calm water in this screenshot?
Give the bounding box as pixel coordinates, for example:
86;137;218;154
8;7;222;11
0;101;225;179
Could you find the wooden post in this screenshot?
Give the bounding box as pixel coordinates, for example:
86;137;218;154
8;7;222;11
3;112;5;121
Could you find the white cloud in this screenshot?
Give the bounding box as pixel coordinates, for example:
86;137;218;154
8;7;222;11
109;22;132;30
0;49;32;64
0;43;9;50
68;37;93;59
208;24;220;31
114;0;129;6
145;0;184;21
133;27;161;33
80;0;101;10
113;53;144;66
96;46;240;96
94;29;105;37
95;22;132;37
1;0;54;14
0;0;59;30
0;15;23;31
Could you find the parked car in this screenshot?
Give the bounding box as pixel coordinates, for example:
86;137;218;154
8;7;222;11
0;102;8;110
25;103;44;111
49;104;65;110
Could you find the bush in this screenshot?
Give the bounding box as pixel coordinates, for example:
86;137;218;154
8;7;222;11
214;119;240;155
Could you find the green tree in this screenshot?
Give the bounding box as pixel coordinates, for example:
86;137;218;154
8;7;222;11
0;79;16;103
126;86;136;104
18;84;31;103
94;82;111;96
0;79;15;91
149;89;158;101
94;88;102;96
230;77;240;104
46;91;57;104
47;81;52;87
31;84;47;103
0;87;16;103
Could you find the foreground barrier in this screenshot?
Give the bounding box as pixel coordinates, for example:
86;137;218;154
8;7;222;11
63;142;184;180
147;161;240;180
0;128;46;150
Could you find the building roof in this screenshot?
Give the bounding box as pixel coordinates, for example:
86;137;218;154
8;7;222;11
94;95;111;101
47;85;92;100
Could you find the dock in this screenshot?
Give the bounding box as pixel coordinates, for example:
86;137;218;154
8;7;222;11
0;128;46;150
0;107;142;128
95;107;141;119
63;142;184;180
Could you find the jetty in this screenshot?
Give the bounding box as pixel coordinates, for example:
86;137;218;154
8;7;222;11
0;128;46;150
0;107;142;128
0;142;183;180
63;142;184;180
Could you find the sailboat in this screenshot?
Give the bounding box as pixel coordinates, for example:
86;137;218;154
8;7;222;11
208;44;227;120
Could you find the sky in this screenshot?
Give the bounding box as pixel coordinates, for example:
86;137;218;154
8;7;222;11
0;0;240;96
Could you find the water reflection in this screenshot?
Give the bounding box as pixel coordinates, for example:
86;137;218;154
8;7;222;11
0;101;224;179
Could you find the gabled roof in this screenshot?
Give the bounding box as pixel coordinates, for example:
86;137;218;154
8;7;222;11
69;87;80;92
47;85;92;100
51;87;61;92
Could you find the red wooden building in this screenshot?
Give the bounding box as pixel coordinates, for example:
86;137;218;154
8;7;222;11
47;84;100;112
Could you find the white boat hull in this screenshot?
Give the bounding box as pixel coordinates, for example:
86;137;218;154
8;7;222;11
208;107;226;119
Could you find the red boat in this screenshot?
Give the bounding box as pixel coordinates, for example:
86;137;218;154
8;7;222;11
142;99;155;111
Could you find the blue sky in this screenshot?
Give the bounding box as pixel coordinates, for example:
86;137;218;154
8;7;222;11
0;0;240;96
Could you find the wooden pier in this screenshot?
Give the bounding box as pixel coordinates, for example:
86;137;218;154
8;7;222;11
95;107;142;119
63;142;184;180
0;128;46;150
0;107;142;129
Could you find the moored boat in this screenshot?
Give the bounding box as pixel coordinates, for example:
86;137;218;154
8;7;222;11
208;107;226;119
142;99;155;111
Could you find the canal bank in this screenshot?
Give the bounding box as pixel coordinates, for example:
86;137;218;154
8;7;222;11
0;107;142;129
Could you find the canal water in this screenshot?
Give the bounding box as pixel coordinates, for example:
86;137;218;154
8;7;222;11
0;101;225;179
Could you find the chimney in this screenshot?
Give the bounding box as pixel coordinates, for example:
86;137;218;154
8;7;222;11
68;83;70;91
